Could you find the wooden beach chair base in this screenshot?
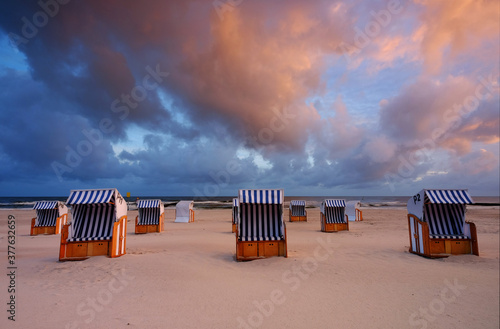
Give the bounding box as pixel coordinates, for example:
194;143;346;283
135;214;164;234
236;227;287;261
407;214;479;258
30;214;67;236
321;214;349;232
59;216;127;261
61;240;111;261
30;220;56;235
289;213;307;222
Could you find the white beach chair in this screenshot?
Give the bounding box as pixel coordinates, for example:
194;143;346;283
407;189;479;258
175;200;194;222
346;200;363;221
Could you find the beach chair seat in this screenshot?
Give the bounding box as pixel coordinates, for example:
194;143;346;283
31;201;68;235
236;189;287;261
429;234;468;239
67;236;113;242
59;189;127;261
289;200;307;222
320;199;349;232
407;189;479;258
135;199;164;234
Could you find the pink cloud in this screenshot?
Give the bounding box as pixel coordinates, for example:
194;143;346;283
415;0;500;74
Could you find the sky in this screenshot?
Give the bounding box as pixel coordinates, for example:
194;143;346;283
0;0;498;197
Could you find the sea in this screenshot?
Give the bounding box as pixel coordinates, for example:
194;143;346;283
1;195;499;210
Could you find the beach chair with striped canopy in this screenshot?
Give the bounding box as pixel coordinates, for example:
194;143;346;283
135;199;164;234
236;189;287;261
289;200;307;222
320;199;349;232
175;200;194;223
232;198;239;233
346;200;363;222
31;201;68;235
407;189;478;258
59;188;127;261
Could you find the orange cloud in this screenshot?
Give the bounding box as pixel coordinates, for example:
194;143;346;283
415;0;500;74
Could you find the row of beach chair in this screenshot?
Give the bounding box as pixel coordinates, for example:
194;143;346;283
31;189;194;261
31;188;479;262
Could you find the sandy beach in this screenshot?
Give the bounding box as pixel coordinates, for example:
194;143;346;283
1;1;498;328
0;206;498;329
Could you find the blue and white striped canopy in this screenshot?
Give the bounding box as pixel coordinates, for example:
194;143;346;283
66;189;115;205
33;201;58;210
290;200;306;207
137;199;161;208
239;189;284;204
324;199;346;207
69;203;115;241
424;189;473;204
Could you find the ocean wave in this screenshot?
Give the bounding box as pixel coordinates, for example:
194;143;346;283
362;201;407;208
0;201;37;209
2;196;497;210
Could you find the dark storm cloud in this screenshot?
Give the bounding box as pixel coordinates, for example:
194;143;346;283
0;0;498;195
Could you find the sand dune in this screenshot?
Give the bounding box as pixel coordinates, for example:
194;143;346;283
0;206;498;329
